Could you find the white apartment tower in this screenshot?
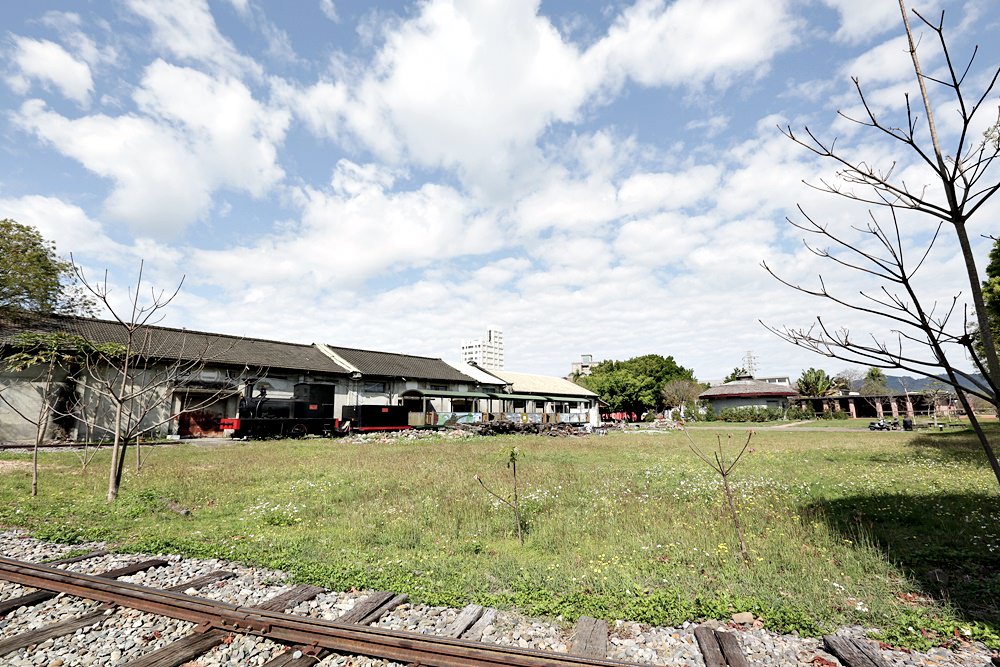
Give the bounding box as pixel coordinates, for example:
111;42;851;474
461;326;504;370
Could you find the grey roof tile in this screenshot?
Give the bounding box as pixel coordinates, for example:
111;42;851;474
323;345;479;383
0;311;349;375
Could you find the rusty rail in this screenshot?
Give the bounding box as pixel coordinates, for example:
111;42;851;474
0;555;637;667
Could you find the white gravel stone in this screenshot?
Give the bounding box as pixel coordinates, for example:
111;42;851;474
0;530;995;667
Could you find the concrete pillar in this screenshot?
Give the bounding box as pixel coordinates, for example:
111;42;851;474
905;395;914;418
890;399;899;418
848;398;856;418
875;400;884;418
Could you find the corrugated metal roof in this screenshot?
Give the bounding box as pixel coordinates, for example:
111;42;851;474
485;369;598;397
0;311;350;375
401;389;492;399
442;360;506;385
323;345;479;383
699;379;799;399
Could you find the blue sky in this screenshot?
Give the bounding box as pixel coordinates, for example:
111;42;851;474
2;0;998;381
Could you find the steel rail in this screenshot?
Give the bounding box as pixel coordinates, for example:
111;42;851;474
0;556;637;667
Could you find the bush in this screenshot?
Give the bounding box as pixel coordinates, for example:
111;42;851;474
718;406;784;422
818;409;850;420
785;406;814;421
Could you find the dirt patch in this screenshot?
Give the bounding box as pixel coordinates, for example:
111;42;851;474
0;460;31;473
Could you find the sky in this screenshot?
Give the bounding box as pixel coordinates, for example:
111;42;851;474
1;0;998;382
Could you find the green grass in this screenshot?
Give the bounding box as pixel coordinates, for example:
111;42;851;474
2;427;999;650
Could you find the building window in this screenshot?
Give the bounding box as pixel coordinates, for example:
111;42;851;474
363;381;386;393
430;384;447;391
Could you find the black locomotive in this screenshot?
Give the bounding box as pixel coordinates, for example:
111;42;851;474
220;379;417;439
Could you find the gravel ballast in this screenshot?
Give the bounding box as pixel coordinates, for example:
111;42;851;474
0;530;993;667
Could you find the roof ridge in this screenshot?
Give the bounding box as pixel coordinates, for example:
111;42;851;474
324;344;445;361
54;314;320;349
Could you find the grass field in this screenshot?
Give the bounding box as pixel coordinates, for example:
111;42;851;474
1;427;999;649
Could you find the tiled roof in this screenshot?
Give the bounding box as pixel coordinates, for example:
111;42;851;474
484;369;598;397
699;379;799;399
0;311;349;375
322;345;479;383
442;360;508;386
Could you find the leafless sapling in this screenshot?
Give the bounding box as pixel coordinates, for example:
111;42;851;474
763;4;1000;487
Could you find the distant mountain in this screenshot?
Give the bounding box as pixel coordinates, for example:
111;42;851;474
861;373;985;394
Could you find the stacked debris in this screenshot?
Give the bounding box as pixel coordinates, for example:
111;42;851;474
455;422;587;437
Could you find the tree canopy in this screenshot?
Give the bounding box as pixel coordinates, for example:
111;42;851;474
975;236;1000;360
0;219;91;315
577;354;694;412
861;367;889;396
723;367;748;383
795;368;842;397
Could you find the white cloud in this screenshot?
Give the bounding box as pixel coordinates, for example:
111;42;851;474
589;0;801;89
15;61;288;234
0;195;129;259
292;0;800;194
614;211;715;267
617;165;722;216
125;0;262;78
7;37;93;105
819;0;902;44
133;60;288;197
190;162;501;290
347;0;593;180
685;115;729;137
320;0;340;23
39;11;119;69
841;35;916;86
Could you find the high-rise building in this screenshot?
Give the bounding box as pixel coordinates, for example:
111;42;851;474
569;354;595;378
461;326;504;369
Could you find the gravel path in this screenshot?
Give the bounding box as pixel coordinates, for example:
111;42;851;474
0;531;994;667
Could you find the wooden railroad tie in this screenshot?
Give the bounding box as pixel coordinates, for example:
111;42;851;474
336;590;409;625
0;556;651;667
0;557;167;617
121;583;324;667
0;564;229;658
823;634;891;667
694;624;749;667
571;616;609;659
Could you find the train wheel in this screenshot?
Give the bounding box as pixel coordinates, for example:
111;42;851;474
290;423;308;438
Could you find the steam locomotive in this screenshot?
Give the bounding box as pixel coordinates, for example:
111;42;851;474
219;379;415;439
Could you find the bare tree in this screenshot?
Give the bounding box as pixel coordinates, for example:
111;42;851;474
74;260;245;501
661;379;703;416
0;333;80;496
763;5;1000;487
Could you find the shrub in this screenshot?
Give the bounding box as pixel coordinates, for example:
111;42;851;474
718;406;784;422
785;406;814;420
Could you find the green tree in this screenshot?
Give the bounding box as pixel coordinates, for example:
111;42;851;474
723;367;747;383
795;368;836;397
0;219;92;314
974;237;1000;360
861;367;889;396
577;354;694;412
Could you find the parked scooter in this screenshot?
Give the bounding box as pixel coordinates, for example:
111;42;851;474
868;418;900;431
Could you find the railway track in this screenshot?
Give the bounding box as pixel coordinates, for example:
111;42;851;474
0;551;900;667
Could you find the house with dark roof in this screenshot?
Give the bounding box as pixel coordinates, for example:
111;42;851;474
472;367;599;423
1;311;602;441
0;311;351;441
698;376;799;414
0;312;505;441
316;345;503;418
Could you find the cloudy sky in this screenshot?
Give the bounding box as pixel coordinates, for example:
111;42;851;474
2;0;998;381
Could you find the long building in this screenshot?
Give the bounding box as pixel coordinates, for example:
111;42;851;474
0;311;597;442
